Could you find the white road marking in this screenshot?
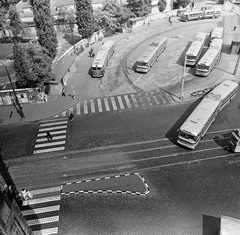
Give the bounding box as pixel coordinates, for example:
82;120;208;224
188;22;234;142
40;121;67;127
39;125;67;132
152;95;160;105
36;135;66;142
38;130;66;137
27;216;59;226
33;146;65;154
124;95;132;108
90;99;95;113
104;97;110;111
22;205;60;216
35;141;65;148
62;111;66;117
77;102;81;115
31;186;61;195
110;97;117;110
97;98;103;112
23;195;61;206
146;96;153;106
159;94;167;104
33;227;58;235
117;96;125;109
83;100;88;114
130;94;139;107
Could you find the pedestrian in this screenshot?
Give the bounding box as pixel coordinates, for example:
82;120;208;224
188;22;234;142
234;25;237;31
62;88;66;96
46;131;52;141
169;16;172;26
20;189;33;200
89;47;94;57
92;51;95;57
148;21;151;27
68;112;74;121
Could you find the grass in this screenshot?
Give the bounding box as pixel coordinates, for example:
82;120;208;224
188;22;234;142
0;43;14;60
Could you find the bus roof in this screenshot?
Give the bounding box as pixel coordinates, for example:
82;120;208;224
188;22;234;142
137;37;167;63
183;10;203;15
91;50;108;67
180;96;220;136
186;41;204;57
210;38;223;49
208;80;238;101
100;40;115;51
211;27;224;37
194;32;207;42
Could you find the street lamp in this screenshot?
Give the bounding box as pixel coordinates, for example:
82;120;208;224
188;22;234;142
180;56;187;99
1;61;25;119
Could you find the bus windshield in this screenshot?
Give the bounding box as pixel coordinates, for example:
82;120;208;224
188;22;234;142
197;65;209;70
179;131;197;141
186;55;197;60
137;62;147;67
92;66;102;70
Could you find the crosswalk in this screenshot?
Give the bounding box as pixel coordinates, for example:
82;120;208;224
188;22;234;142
21;186;61;235
53;91;173;118
33;118;68;155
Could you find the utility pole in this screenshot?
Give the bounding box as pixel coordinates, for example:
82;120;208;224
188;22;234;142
4;66;25;120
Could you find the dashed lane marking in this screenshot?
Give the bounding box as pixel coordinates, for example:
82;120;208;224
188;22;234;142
97;98;103;112
124;95;132;108
110;97;117;110
117;96;125;109
104;97;110;111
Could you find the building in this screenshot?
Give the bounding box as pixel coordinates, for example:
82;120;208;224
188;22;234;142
0;173;32;235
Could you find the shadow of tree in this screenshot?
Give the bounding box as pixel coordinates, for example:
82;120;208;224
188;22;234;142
0;36;31;44
63;33;82;45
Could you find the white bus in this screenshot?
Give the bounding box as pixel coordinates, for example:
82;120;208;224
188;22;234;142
136;37;167;73
91;40;115;77
195;38;222;76
180;9;221;22
185;32;207;66
177;80;238;150
209;27;224;43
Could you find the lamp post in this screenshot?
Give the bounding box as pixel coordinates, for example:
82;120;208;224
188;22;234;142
180;56;187;99
1;61;25;119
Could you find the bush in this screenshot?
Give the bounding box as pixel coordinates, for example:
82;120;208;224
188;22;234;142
158;0;167;12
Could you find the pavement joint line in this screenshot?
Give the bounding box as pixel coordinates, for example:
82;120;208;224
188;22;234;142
38;125;68;132
32;227;58;235
33;146;65;154
22;195;61;206
22;205;60;216
36;135;66;142
40;121;68;127
27;215;59;226
34;140;66;148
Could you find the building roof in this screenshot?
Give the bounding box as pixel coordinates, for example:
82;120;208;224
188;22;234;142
220;216;240;235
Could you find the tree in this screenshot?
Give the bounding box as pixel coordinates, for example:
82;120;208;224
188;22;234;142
29;0;58;60
8;5;25;38
75;0;95;39
13;42;53;88
126;0;152;17
158;0;167;12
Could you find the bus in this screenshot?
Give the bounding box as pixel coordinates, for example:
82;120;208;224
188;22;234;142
209;27;224;43
136;37;167;73
180;9;221;22
195;38;222;76
185;32;207;66
91;40;115;77
177;80;238;150
229;129;240;152
180;11;203;22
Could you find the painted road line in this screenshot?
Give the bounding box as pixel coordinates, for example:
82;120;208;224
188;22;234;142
23;195;61;206
62;111;66;117
33;146;65;154
36;135;66;142
137;94;145;106
117;96;125;109
38;130;67;137
158;94;167;104
27;216;59;226
124;95;132;108
130;94;139;107
110;97;117;110
22;205;60;216
104;97;110;111
40;120;67;127
152;95;160;105
41;118;68;123
35;141;66;149
39;125;67;132
77;102;81;115
97;98;103;112
33;227;58;235
83;100;88;114
90;99;95;113
146;96;153;106
31;186;61;195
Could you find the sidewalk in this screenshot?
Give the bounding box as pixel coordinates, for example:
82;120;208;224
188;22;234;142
0;4;239;125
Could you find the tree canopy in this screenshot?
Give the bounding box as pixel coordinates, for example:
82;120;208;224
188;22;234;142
75;0;95;39
126;0;152;17
29;0;58;59
158;0;167;12
13;42;53;88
